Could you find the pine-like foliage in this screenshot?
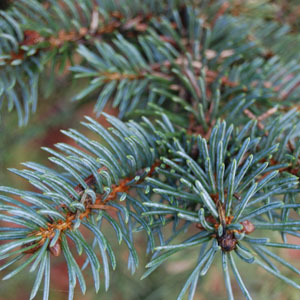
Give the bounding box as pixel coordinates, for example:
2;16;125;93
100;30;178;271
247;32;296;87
0;1;299;299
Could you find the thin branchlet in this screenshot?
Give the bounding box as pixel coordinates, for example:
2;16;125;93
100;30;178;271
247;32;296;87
22;161;160;256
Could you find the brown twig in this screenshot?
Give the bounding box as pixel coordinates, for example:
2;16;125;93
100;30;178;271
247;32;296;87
23;160;161;255
212;2;230;27
1;11;155;66
243;106;278;131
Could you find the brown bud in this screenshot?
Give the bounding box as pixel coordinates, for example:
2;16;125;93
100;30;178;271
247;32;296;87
241;220;255;234
22;30;43;46
49;241;61;256
217;231;237;252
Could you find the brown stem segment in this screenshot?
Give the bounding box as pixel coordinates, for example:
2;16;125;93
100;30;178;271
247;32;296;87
23;160;161;255
1;12;155;65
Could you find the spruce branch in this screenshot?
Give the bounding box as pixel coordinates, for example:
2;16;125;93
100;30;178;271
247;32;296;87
0;0;184;125
0;1;300;300
0;114;167;299
143;121;300;299
3;0;300;126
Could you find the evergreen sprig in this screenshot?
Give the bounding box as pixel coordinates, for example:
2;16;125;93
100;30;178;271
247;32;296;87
2;0;300;125
142;120;299;299
0;1;299;299
0;114;162;299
